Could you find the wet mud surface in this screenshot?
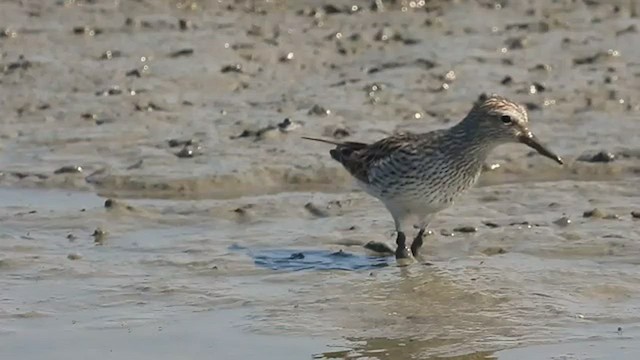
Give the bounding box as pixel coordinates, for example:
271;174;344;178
1;0;640;359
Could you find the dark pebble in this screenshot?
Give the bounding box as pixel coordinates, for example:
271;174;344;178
3;56;32;74
453;226;478;233
135;102;164;112
330;250;350;257
573;51;610;65
169;48;194;58
221;64;243;73
631;211;640;219
367;61;408;74
482;221;500;228
524;102;541;111
175;146;196;158
577;151;616;163
333;127;351;139
279;52;295;62
553;216;572;227
308;104;330;116
104;199;115;208
95;86;122;96
72;26;102;36
364;241;394;254
99;50;122;60
440;229;455;237
168;139;193;147
583;208;606;218
501;76;513;85
530;63;552;72
125;69;141;77
504;36;527;50
92;228;107;244
54;165;83;174
482;247;507;256
304;202;329;217
530;82;546;93
289;252;305;260
277;118;300;132
178;19;193;31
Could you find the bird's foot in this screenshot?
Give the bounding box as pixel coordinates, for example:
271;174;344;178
395;231;415;266
410;228;426;257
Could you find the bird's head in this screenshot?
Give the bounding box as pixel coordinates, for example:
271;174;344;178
466;94;563;165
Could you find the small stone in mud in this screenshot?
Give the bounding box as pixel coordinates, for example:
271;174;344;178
482;247;507;256
453;226;477;233
529;82;546;94
504;36;527;50
329;126;351;139
67;253;82;260
95;86;122;96
308;104;330;116
175;146;196;158
289;252;304;260
364;241;394;254
277;118;301;133
483;221;500;228
3;56;32;74
233;205;254;220
330;250;350;257
221;64;243;73
72;26;102;36
279;52;295;62
99;50;122;60
440;229;455;237
134;102;164;112
553;216;572;227
92;228;107;244
509;221;534;228
583;208;607;218
169;48;194;58
178;19;193;31
577;151;616;163
500;76;513;85
304;202;329;217
168;139;193;148
631;211;640;219
67;234;77;242
573;50;619;66
54;165;83;174
374;26;395;42
125;69;141;77
104;198;134;211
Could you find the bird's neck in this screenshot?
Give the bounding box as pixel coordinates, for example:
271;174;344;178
445;118;499;165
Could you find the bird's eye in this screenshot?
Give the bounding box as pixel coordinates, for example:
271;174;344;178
500;115;512;124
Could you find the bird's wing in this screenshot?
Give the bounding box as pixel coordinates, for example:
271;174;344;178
334;132;427;184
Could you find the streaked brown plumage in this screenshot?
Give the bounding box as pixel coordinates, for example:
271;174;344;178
304;94;563;265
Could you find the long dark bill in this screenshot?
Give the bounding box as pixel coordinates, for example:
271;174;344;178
519;132;563;165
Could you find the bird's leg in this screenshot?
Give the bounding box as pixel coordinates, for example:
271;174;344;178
395;231;411;259
411;227;426;257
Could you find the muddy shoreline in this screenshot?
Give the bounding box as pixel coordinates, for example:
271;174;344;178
1;0;640;359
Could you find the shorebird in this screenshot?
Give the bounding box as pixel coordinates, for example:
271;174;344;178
303;94;563;264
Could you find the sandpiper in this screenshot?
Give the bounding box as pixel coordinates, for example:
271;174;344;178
303;94;563;264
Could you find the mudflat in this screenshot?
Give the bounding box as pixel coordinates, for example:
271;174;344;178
1;1;639;359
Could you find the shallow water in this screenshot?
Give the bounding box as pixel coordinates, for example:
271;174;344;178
1;0;640;359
